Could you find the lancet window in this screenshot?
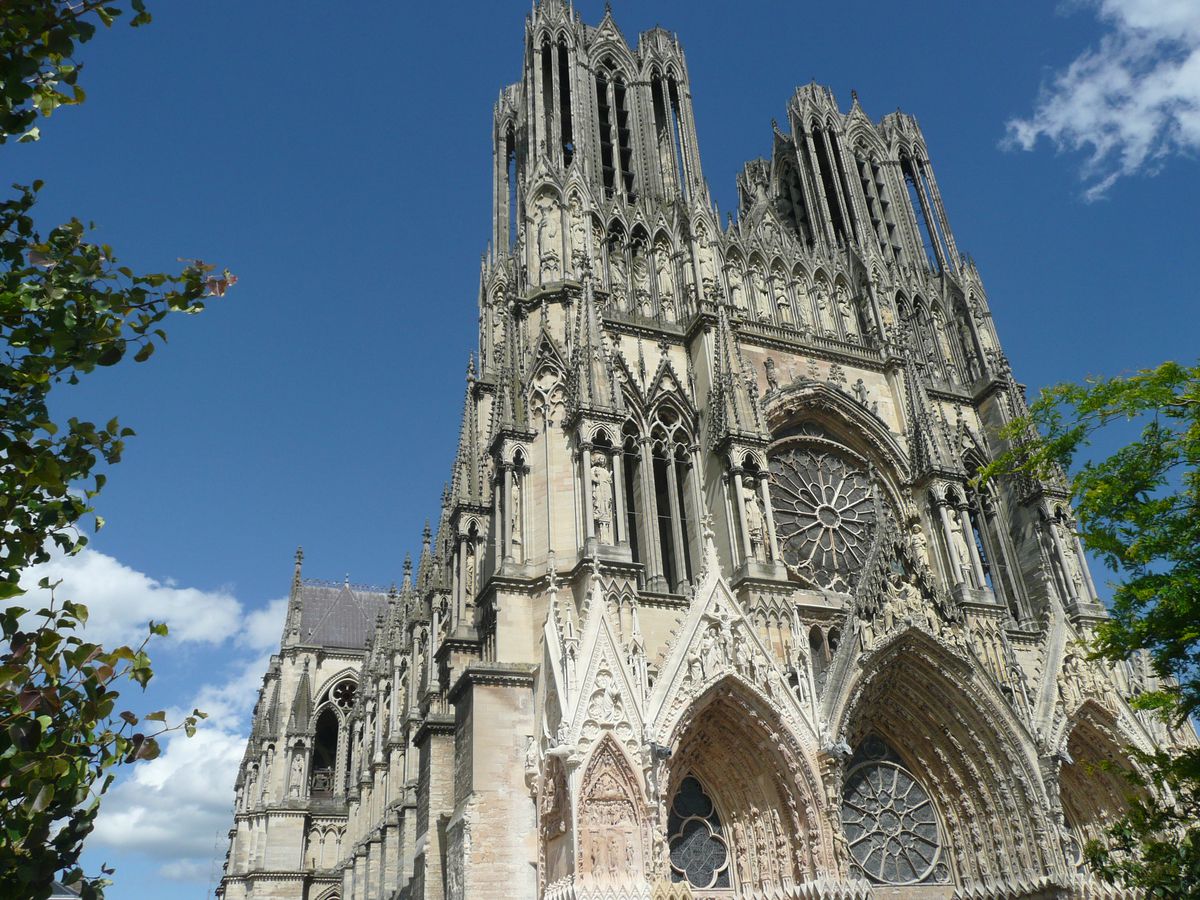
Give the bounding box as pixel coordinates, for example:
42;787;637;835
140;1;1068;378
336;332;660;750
310;678;357;796
621;404;698;593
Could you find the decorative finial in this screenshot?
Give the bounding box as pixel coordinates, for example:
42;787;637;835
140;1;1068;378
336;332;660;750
422;519;432;549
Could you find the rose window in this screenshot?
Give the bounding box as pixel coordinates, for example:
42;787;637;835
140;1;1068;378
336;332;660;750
841;760;942;885
769;445;878;591
331;680;357;710
668;776;730;890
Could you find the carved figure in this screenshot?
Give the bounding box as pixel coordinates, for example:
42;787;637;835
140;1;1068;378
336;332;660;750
290;753;304;798
764;358;780;393
742;481;766;561
535;193;561;279
590;452;614;544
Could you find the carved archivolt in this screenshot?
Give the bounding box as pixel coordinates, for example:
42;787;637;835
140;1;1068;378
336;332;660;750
666;683;825;893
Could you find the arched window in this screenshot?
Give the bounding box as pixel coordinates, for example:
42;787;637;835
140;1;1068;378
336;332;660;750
841;734;945;885
668;776;730;890
311;707;339;796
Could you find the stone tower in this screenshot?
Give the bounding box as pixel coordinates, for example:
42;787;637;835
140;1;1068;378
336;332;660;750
218;5;1195;900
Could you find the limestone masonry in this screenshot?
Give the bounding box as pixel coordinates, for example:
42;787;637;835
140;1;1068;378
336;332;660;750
217;5;1196;899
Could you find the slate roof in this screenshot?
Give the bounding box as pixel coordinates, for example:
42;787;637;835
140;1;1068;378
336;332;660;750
296;580;389;650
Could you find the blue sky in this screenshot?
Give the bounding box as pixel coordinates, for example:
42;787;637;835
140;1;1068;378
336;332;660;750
10;1;1199;895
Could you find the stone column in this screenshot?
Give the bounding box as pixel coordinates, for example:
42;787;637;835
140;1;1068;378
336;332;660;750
1074;531;1099;602
612;448;628;547
732;469;754;563
580;441;595;543
760;476;781;564
501;466;513;563
1045;513;1083;605
666;452;688;589
639;437;665;589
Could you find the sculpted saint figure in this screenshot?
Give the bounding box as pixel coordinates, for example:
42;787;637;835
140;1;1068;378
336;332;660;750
742;481;766;561
535;194;561;279
290;753;304;798
590;452;614;544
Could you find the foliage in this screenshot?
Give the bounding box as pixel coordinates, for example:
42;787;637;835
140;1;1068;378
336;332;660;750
983;361;1200;896
0;3;233;897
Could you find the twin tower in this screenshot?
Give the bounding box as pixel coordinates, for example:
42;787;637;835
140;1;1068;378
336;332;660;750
219;5;1192;900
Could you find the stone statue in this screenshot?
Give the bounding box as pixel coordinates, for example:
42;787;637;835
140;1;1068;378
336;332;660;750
852;377;869;406
632;252;651;315
290;752;304;798
764;358;780;393
569;196;588;269
608;245;628;307
909;520;929;564
836;283;855;336
590;452;614;544
510;473;523;551
535;193;561;280
948;508;973;583
655;247;675;314
742;481;766;561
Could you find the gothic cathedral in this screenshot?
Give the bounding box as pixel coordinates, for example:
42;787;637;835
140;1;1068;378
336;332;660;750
218;5;1195;900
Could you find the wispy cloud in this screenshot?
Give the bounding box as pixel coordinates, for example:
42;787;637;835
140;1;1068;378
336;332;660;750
1004;0;1200;200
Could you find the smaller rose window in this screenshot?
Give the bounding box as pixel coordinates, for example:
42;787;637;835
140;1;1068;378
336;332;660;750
841;758;942;885
668;776;730;890
331;680;357;710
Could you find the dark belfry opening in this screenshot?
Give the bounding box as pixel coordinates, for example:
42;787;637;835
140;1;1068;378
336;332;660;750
653;453;677;589
557;41;573;165
541;39;555;161
311;708;339;795
902;157;942;271
812;126;848;244
668;77;689;202
506;129;518;248
831;137;859;242
651;75;672;190
858;156;903;264
779;159;813;246
596;73;616;198
540;40;552;160
614;79;636;200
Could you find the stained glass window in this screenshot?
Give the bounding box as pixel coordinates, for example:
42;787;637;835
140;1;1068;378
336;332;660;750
668;776;730;890
769;444;878;592
841;737;944;885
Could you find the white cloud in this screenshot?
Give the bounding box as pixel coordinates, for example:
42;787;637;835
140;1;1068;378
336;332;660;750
20;547;244;647
240;595;289;652
17;548;291;882
1004;0;1200;199
89;653;274;876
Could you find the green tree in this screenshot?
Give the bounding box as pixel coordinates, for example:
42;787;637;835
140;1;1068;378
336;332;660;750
984;361;1200;896
0;3;231;897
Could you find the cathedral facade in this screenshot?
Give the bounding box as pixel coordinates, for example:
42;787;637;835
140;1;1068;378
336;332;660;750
217;5;1194;899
